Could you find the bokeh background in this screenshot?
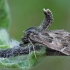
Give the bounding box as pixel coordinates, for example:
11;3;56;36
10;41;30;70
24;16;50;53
7;0;70;70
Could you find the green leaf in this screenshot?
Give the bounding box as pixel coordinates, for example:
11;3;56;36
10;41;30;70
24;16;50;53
0;0;11;30
0;29;10;49
0;29;46;70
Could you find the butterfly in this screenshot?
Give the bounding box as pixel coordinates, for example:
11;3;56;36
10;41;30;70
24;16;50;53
20;8;70;56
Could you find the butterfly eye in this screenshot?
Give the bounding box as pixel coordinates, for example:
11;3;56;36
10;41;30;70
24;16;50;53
21;37;29;44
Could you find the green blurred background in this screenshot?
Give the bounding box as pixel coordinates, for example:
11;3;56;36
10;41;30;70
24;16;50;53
8;0;70;41
7;0;70;70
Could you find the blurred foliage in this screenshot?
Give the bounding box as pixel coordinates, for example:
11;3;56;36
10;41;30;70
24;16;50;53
0;0;10;30
0;29;10;49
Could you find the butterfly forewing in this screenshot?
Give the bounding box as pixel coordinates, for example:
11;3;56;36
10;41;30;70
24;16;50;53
29;30;70;55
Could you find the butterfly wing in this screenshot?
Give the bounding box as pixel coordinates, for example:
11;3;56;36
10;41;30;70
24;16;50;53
29;29;70;55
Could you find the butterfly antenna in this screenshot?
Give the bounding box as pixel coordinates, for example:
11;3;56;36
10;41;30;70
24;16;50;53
28;38;37;58
28;44;30;67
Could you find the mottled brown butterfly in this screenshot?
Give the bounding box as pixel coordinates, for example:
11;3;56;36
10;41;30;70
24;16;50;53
20;9;70;56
